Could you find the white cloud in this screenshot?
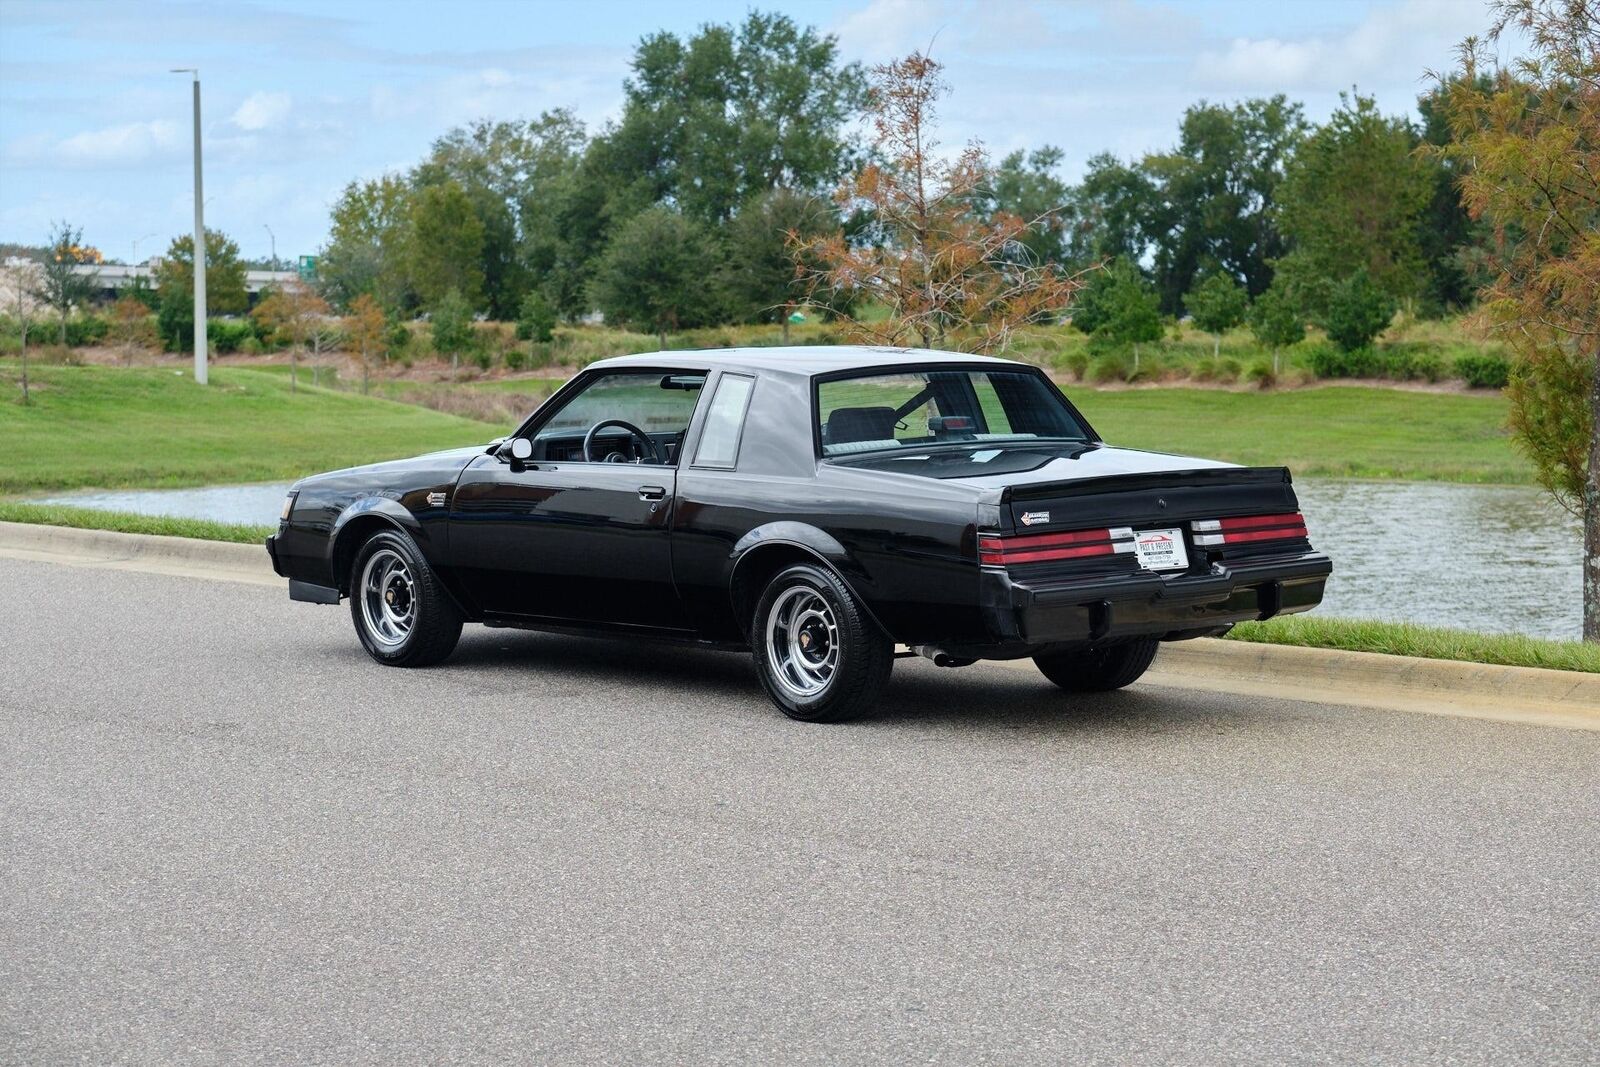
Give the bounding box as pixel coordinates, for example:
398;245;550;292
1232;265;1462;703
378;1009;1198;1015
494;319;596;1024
3;118;182;169
231;91;292;131
1191;0;1483;92
832;0;960;64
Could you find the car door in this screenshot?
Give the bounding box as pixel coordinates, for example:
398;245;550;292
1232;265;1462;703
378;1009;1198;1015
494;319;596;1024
448;369;704;630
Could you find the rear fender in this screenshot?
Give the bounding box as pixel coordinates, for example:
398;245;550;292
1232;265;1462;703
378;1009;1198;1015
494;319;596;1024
728;522;886;635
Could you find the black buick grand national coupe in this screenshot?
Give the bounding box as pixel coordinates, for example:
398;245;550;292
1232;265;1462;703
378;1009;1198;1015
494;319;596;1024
267;347;1330;721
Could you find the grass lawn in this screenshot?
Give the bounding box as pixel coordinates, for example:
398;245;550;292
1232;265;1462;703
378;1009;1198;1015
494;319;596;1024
1069;385;1530;484
1227;615;1599;673
0;501;272;543
0;362;503;493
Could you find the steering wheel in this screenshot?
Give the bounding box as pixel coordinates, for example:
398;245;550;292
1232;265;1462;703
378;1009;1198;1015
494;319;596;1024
583;419;663;464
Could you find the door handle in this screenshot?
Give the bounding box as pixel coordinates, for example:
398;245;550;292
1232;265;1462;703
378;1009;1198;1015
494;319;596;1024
638;485;667;501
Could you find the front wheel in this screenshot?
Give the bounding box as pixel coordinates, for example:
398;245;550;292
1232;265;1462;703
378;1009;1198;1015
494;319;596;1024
349;528;463;667
752;563;892;722
1033;638;1159;692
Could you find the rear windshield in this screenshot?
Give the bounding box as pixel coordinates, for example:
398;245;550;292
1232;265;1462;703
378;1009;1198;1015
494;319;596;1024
816;368;1089;456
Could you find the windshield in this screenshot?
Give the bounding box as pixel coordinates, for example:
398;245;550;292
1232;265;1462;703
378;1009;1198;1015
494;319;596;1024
816;368;1090;457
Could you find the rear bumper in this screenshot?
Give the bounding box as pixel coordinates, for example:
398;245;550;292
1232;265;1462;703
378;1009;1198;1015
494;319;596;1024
979;550;1332;652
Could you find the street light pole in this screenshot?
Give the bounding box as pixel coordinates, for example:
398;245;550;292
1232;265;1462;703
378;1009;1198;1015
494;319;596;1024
171;67;206;385
264;224;276;271
132;232;156;267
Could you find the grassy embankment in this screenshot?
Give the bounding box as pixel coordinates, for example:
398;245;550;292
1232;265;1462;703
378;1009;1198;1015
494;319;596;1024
1226;616;1599;674
0;362;502;494
0;501;272;543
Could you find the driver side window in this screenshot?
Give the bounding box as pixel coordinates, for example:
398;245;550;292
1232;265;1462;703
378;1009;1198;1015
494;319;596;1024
530;371;705;464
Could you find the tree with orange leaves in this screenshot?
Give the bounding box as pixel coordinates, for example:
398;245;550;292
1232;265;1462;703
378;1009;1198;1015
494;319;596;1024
253;281;332;394
1433;0;1600;639
792;51;1082;353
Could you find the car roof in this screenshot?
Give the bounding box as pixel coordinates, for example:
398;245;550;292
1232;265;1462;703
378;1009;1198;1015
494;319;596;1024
586;344;1026;378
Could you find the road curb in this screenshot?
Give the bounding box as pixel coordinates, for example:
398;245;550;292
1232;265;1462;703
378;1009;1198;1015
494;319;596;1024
4;520;1597;729
1143;638;1600;730
0;520;275;584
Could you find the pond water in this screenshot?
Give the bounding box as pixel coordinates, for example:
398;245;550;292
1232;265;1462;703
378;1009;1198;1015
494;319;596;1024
34;478;1584;640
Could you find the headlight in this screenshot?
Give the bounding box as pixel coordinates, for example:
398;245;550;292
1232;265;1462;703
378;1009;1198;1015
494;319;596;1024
280;491;298;522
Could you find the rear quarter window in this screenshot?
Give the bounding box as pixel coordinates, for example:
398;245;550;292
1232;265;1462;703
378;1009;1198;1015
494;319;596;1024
693;373;756;467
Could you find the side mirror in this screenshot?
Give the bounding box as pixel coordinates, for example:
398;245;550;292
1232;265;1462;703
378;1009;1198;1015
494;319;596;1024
509;437;533;461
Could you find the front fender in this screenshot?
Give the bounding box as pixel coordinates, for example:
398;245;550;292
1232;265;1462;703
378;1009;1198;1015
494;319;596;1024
327;495;431;583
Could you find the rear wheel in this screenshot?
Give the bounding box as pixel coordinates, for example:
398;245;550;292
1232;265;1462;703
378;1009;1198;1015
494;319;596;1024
752;563;892;722
349;527;463;667
1033;638;1159;692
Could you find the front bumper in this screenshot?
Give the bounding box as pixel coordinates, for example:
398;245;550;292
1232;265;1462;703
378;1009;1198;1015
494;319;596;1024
980;550;1332;650
265;533;283;576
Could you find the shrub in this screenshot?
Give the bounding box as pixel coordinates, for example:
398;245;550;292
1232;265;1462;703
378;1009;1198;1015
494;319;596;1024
472;348;493;371
428;290;474;359
1456;353;1511;389
1088;352;1133;383
1218;357;1243;383
504;347;527;372
1306;343;1380;378
206;318;256;354
1320;270;1396;352
63;315;110;347
515;290;557;343
385;320;412;355
1246;359;1276;389
1058;350;1090;380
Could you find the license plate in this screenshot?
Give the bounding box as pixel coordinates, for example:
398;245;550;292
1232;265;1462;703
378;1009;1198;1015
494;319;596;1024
1134;528;1188;572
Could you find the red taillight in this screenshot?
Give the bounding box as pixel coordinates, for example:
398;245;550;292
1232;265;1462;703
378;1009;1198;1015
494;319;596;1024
979;527;1135;566
1192;512;1308;547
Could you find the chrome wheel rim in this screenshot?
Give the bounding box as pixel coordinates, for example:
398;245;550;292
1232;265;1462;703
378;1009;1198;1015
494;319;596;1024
360;548;415;650
765;586;839;698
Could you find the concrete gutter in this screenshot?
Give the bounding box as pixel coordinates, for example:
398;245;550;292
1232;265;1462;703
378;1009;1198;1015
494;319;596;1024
5;520;1597;730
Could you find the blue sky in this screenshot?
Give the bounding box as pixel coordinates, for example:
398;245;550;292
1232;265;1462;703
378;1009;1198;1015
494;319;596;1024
0;0;1500;263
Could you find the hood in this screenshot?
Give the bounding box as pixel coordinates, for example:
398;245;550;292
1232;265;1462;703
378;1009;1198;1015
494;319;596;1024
294;445;489;490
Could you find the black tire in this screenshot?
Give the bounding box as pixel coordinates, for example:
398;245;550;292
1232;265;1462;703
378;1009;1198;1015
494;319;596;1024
348;527;463;667
1033;638;1159;692
751;563;893;722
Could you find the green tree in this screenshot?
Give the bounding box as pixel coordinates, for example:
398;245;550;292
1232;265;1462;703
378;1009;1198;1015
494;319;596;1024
1321;270;1395;352
32;221;101;345
318;175;411;312
1276;93;1433;312
604;11;866;225
720;187;841;328
591;206;717;347
515;289;556;344
1095;267;1164;363
402;181;486;311
1416;78;1493;313
1249;279;1306;374
1142;96;1306;309
1185;272;1249;357
153;229;248;352
985;146;1071;265
1434;0;1600;638
1061;153;1153;267
427;288;475;369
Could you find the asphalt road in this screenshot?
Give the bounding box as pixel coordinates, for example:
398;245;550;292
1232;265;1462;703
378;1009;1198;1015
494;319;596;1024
2;555;1597;1066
